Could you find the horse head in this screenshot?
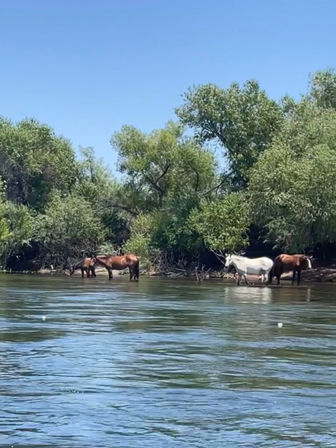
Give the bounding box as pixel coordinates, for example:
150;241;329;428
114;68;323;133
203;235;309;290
224;254;233;268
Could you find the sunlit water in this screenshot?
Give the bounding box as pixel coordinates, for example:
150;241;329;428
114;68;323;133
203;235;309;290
0;274;336;447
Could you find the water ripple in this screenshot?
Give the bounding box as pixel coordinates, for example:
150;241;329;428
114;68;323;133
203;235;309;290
0;275;336;447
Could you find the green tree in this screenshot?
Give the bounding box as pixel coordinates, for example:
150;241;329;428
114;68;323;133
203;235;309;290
112;122;222;266
123;213;156;262
248;94;336;249
35;193;105;265
188;192;250;257
176;80;283;187
76;147;129;244
309;68;336;110
0;180;10;249
112;122;218;209
275;98;336;156
0;201;35;268
0;118;78;210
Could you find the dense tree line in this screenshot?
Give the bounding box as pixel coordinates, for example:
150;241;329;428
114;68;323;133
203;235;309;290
1;69;336;271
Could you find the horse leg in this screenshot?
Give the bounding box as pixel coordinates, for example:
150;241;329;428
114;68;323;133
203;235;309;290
81;268;84;278
297;270;301;286
292;270;296;285
86;268;90;278
243;272;249;286
236;274;241;286
276;267;283;285
260;270;266;284
108;268;113;280
129;267;133;281
134;259;139;281
264;272;269;284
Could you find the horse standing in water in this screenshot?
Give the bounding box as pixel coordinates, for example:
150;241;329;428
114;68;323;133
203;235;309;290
269;254;312;285
225;254;274;286
68;257;96;278
93;254;140;280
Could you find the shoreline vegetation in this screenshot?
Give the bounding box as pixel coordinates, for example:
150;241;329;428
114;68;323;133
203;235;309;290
1;69;336;273
1;265;336;283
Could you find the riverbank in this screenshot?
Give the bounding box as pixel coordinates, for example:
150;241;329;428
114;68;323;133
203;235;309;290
2;266;336;283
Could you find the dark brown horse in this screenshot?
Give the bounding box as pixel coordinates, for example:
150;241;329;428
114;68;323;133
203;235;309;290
93;254;140;280
269;254;312;285
69;257;96;278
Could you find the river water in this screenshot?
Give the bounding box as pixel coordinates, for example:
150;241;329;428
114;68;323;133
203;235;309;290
0;274;335;447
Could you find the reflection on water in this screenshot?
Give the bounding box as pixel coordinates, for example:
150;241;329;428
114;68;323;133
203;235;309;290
0;274;336;447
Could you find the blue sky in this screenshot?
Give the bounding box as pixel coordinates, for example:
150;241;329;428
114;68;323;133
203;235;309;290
1;0;335;173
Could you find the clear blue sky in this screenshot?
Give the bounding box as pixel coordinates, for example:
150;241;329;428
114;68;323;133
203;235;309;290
1;0;335;173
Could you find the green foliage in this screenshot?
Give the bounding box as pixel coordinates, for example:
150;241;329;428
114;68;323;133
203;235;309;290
309;68;336;110
112;121;218;208
75;147;128;243
123;213;156;262
0;179;36;267
275;99;336;156
35;194;105;263
0;201;35;266
0;118;78;210
76;147;118;209
189;193;250;252
249;92;336;252
176;80;283;186
0;181;10;246
113;122;223;266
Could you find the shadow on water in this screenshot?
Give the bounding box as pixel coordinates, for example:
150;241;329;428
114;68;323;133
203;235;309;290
0;274;336;447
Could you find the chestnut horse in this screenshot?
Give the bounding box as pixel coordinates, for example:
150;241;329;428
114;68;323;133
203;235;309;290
269;254;312;286
69;257;96;278
93;254;140;280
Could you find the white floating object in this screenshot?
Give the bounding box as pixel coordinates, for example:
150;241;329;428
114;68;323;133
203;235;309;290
277;322;283;328
42;315;47;321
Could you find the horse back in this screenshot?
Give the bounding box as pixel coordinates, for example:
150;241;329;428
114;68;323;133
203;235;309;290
276;254;309;271
99;254;139;269
232;256;273;274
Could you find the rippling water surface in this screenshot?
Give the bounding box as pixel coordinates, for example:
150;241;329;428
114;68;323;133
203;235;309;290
0;274;336;447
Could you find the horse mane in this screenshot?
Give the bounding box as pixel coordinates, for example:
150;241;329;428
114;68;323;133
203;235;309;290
230;254;244;259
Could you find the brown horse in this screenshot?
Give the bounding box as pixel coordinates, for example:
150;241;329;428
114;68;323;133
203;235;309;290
69;257;96;278
93;254;140;280
269;254;312;285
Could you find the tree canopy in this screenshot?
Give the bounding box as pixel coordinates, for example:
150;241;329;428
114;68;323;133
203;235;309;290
176;80;283;187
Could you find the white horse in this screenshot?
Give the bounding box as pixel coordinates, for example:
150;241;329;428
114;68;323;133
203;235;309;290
225;254;274;286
